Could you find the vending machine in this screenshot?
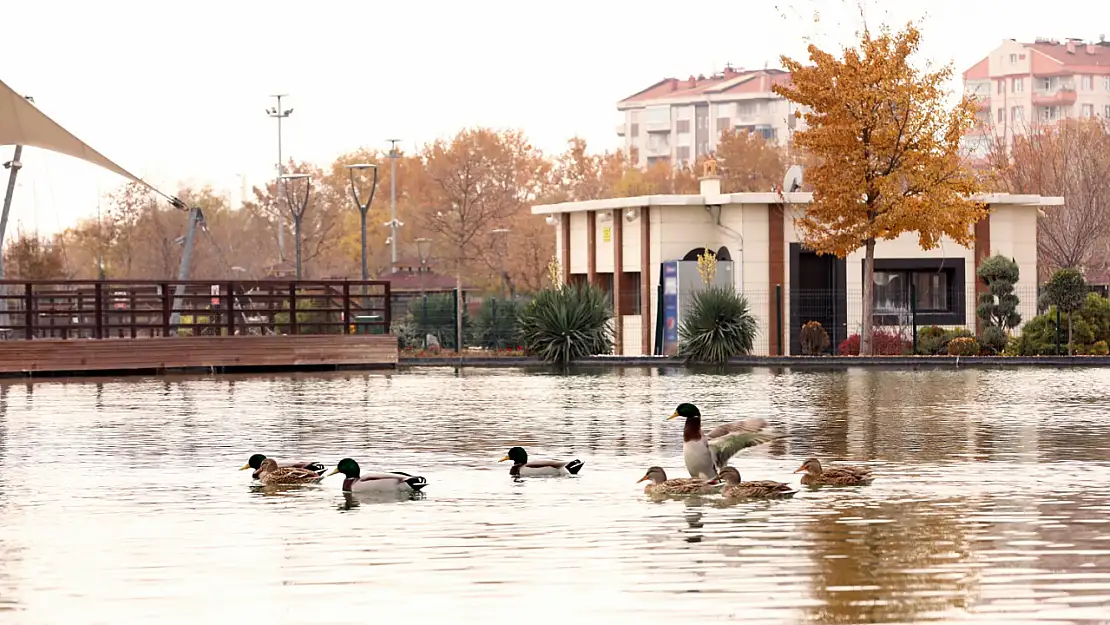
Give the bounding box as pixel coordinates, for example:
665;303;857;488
658;258;735;356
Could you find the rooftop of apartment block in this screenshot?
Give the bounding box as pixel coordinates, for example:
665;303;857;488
618;65;792;106
964;37;1110;80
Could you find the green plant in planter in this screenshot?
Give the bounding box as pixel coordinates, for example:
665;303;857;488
799;320;830;355
518;264;613;366
1043;268;1088;354
977;325;1007;354
676;249;758;364
947;336;980;356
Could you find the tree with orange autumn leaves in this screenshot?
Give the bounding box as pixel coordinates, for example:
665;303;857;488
5;127;791;291
773;22;985;355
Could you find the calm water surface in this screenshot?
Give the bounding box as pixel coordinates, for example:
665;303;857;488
1;367;1109;624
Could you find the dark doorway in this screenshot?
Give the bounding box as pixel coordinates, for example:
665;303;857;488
790;243;847;355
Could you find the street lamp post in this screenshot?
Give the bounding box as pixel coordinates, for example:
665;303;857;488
345;164;379;282
266;95;293;263
490;228;511;301
386;139;401;273
281;173;311;280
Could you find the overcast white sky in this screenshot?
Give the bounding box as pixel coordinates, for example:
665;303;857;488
2;0;1104;236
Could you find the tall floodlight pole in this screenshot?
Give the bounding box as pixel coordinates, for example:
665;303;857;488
281;173;312;280
345;164;379;281
491;228;511;301
266;95;293;264
386;139;401;273
168;204;206;334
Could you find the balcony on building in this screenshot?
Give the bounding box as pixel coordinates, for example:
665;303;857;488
1032;84;1077;106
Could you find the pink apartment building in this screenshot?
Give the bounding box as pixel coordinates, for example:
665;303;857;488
962;37;1110;157
615;66;801;168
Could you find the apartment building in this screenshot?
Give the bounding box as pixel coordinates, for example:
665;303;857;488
615;66;801;168
962;37;1110;157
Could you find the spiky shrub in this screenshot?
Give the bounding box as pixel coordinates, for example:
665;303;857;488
799;320;830;355
677;285;758;364
518;283;613;365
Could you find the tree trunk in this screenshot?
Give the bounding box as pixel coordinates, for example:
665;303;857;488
1068;312;1074;355
860;238;876;356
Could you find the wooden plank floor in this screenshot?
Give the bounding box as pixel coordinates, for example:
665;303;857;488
0;335;398;376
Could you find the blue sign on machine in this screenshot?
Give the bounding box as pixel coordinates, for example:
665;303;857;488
661;261;679;355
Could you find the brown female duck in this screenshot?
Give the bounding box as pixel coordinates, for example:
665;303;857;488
637;466;722;496
794;457;874;486
254;458;327;486
709;466;797;499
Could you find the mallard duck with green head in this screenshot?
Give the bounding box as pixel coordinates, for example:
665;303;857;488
794;457;874;486
499;446;584;477
328;458;428;493
666;403;782;479
254;458;327;486
709;467;796;499
240;453;326;480
637;466;721;496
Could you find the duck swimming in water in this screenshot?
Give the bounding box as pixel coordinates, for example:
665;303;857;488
708;466;796;500
666;403;782;479
254;458;327;486
328;458;428;493
637;466;721;496
240;453;327;480
499;446;584;477
794;457;874;486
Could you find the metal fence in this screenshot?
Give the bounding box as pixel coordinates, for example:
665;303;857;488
0;280;390;339
386;284;1068;356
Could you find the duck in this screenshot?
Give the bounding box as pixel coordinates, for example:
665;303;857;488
794;457;874;486
328;458;428;493
240;453;327;480
499;446;584;477
666;403;782;479
709;466;797;499
637;466;722;496
254;458;327;486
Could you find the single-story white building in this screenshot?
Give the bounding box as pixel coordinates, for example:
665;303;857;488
531;174;1063;356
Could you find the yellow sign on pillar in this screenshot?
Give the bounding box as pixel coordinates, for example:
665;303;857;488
602;227;611;243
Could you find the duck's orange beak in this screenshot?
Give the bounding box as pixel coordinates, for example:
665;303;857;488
665;411;680;421
498;455;511;463
636;475;649;483
793;465;806;474
239;464;251;471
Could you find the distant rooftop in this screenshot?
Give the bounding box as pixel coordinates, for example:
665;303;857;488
618;66;792;106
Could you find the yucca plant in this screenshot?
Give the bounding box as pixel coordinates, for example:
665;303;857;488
677;285;757;364
518;283;613;365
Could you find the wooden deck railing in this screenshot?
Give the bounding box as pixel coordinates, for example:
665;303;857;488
0;280;391;340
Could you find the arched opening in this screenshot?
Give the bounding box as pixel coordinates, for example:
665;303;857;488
715;246;732;262
681;247;715;262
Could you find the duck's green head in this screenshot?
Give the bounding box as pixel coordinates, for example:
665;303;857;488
499;446;528;464
666;403;701;421
328;458;360;479
240;453;267;471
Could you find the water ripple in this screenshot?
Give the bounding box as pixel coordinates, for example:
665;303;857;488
0;367;1108;623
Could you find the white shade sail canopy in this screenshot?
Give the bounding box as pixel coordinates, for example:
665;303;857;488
1;77;178;205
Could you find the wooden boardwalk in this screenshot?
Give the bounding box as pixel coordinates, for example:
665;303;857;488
0;279;399;377
0;335;398;376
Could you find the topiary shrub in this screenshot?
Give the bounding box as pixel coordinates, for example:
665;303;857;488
976;254;1022;332
518;282;613;365
1043;268;1089;353
799;320;830;355
677;285;758;364
947;336;980;356
838;329;911;356
473;298;524;350
977;325;1007;355
1090;340;1109;356
916;326;947;355
1012;293;1110;355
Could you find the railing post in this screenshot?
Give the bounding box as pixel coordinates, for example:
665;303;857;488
130;290;137;338
775;284;783;356
910;282;918;355
93;282;104;339
23;283;32;340
382;281;391;331
342;281;351;335
225;281;235;336
288;283;298;335
161;283;171;337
